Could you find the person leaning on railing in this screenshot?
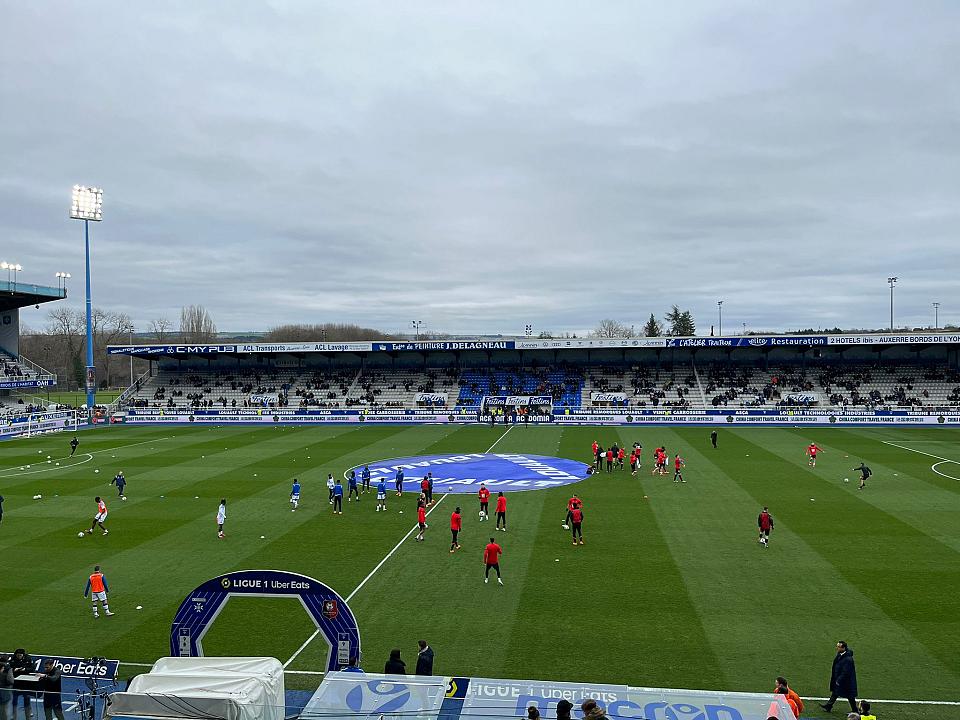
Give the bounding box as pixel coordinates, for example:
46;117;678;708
37;661;63;720
0;655;15;720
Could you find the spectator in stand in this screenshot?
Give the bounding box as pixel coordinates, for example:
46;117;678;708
525;707;540;720
415;640;434;675
556;700;573;720
821;641;858;713
38;661;64;720
384;649;406;674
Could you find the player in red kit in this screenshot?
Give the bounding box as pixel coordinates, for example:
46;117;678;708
495;492;507;531
570;506;584;545
563;494;582;528
807;443;822;467
449;507;462;553
416;504;427;542
758;506;774;547
483;537;503;585
605;448;614;472
617;447;626;470
673;454;686;483
478;483;490;521
591;440;599;461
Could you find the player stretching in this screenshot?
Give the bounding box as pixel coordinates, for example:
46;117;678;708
449;507;462;553
86;497;108;535
216;498;227;538
807;443;822;467
757;506;774;547
854;462;872;490
415;503;427;542
83;565;113;618
69;435;80;456
290;479;301;511
478;483;490;520
376;479;387;511
673;454;686;483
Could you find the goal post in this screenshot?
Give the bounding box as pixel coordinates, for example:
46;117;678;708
1;409;80;441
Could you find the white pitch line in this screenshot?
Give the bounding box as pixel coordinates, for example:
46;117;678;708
284;425;516;669
0;453;93;478
882;440;960;481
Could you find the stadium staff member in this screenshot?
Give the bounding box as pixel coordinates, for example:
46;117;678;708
415;640;434;676
38;661;64;720
9;649;34;720
820;640;858;713
1;655;15;720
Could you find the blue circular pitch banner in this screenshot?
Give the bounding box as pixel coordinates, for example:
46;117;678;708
350;453;590;494
170;570;360;672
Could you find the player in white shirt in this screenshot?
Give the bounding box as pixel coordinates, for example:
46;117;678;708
326;474;335;504
216;498;227;539
86;496;109;535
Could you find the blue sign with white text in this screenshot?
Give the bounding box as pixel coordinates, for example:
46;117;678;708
350;453;590;494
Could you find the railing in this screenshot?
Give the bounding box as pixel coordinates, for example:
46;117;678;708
107;367;154;413
7;354;58;386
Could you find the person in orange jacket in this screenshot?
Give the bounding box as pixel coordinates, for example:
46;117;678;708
774;677;803;718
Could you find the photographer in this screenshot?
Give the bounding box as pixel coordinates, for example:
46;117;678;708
1;655;14;720
9;649;34;720
37;662;63;720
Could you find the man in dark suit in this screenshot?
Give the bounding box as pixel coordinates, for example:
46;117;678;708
415;640;434;676
821;640;858;712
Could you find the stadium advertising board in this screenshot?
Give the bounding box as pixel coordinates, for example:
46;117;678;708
483;395;552;406
118;408;960;426
0;379;56;389
416;392;449;404
107;344;237;355
310;673;794;720
827;333;960;344
590;392;628;402
170;570;360;672
0;653;119;679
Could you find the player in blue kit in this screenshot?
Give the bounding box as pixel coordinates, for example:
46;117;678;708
395;468;405;497
361;465;372;493
290;479;301;511
348;471;360;502
376;479;387;512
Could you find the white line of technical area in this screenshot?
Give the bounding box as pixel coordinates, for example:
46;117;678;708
882;440;960;481
283;425;516;669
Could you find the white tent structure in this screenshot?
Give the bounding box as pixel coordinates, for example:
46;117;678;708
105;657;284;720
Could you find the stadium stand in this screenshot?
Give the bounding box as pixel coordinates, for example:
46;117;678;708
116;360;960;412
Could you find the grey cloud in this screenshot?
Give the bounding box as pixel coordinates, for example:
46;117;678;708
3;0;959;337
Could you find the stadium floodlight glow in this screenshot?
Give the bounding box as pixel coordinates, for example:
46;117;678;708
56;271;72;293
70;184;104;423
411;320;423;340
3;262;23;285
70;185;103;221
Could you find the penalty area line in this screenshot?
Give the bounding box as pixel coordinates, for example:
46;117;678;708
882;440;960;481
283;425;516;669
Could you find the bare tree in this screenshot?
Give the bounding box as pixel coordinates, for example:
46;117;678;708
180;305;217;343
590;319;632;338
148;317;173;342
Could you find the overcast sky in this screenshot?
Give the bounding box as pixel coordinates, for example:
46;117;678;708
2;1;958;337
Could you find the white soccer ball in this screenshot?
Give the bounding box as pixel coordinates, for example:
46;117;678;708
479;511;485;519
78;532;85;538
562;524;570;530
843;478;849;483
95;469;100;474
121;496;127;501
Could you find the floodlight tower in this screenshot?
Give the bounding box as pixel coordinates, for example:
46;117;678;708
70;186;103;422
887;277;897;331
717;300;723;336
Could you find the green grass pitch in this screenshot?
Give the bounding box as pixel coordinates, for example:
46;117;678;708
1;424;958;719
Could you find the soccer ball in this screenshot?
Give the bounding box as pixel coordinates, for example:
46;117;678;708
77;532;85;538
843;478;849;483
121;495;127;501
562;524;570;530
479;511;485;519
